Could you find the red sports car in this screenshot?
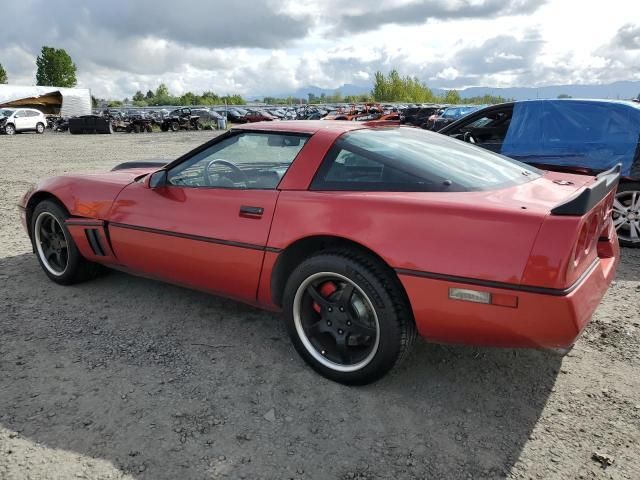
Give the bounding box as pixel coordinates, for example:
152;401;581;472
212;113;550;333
19;121;620;384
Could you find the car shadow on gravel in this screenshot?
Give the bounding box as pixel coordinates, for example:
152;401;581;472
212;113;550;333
0;253;562;479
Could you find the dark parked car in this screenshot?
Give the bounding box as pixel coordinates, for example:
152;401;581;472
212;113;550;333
400;106;439;126
440;99;640;247
424;106;480;131
220;109;247;123
159;108;203;132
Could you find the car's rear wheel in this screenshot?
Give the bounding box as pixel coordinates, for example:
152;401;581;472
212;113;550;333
4;123;15;135
283;251;416;385
31;200;103;285
170;121;179;132
613;182;640;248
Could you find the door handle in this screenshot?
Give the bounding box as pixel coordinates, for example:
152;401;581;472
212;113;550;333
239;205;264;217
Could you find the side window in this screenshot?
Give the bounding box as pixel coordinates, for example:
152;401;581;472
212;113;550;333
312;143;436;191
311;129;538;192
167;132;308;189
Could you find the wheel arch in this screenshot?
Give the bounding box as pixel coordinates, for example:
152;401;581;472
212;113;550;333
25;191;70;240
270;235;412;311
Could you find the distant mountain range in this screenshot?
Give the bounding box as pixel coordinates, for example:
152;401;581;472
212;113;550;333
261;80;640;102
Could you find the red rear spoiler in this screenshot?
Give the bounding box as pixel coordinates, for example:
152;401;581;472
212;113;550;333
551;164;621;216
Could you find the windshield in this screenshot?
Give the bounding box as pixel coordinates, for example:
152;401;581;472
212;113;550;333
442;108;462;118
0;109;14;117
327;127;541;192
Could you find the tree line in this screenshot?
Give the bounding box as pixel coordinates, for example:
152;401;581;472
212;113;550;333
370;70;510;105
122;84;245;107
263;70;510;105
1;47;509;106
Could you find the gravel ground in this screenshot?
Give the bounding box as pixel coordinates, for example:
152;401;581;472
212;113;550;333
0;131;639;480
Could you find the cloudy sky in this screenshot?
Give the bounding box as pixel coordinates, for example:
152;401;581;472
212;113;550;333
0;0;639;98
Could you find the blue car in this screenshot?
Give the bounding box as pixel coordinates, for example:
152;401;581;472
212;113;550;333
440;99;640;247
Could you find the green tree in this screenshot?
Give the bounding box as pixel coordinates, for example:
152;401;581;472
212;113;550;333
444;89;461;104
145;89;155;100
372;71;389;101
557;94;572;99
132;90;145;102
155;83;170;97
35;46;77;87
0;63;7;84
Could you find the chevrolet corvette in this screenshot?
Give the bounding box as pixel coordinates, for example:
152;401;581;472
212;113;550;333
19;121;620;384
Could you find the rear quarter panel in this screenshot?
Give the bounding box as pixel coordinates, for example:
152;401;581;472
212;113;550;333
267;190;545;283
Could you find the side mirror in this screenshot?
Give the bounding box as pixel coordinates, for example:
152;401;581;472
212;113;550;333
144;170;168;189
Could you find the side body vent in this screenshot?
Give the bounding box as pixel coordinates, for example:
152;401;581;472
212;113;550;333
85;228;106;256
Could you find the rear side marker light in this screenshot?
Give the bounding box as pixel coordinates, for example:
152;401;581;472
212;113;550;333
448;288;518;308
491;293;519;308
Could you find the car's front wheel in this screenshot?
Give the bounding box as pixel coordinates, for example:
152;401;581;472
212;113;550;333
613;182;640;248
4;123;15;135
31;200;103;285
283;251;416;385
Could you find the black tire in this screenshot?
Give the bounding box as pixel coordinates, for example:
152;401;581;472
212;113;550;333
613;182;640;248
160;123;169;132
4;123;16;135
195;122;203;130
170;121;179;132
31;200;103;285
36;122;45;134
282;250;416;385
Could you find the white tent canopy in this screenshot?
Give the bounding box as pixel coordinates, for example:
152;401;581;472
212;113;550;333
0;85;91;117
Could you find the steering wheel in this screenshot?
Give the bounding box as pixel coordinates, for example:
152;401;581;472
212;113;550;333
463;131;477;144
204;159;248;186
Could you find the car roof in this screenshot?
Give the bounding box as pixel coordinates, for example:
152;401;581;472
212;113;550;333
232;120;367;135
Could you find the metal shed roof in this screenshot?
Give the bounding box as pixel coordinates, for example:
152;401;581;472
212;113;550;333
0;85;91;117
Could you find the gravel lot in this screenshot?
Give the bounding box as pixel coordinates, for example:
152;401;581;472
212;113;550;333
0;131;639;480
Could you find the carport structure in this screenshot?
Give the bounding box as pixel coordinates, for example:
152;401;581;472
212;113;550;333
0;85;91;116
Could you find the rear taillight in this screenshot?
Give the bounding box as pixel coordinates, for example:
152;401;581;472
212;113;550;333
573;190;615;266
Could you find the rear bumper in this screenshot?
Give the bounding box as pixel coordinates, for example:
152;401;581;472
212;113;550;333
398;253;618;349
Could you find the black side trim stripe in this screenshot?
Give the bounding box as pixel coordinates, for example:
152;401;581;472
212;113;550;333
66;219;104;227
395;258;600;297
110;222;283;253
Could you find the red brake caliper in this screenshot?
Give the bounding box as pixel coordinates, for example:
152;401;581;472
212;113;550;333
312;282;338;313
